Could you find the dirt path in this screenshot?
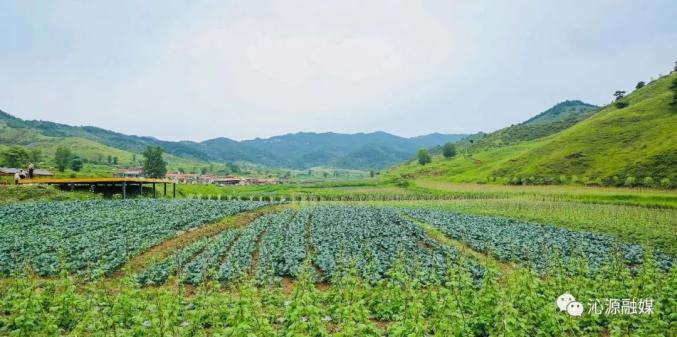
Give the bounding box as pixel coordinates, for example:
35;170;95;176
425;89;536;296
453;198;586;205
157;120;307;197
404;213;517;280
115;204;292;277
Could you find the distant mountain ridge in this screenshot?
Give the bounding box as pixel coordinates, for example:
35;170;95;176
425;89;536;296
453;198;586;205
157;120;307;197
0;111;466;170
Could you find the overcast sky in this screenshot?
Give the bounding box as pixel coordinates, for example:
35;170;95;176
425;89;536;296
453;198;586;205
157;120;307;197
1;1;676;141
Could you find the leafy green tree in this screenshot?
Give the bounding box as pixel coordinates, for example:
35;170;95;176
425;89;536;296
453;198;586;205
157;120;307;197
29;149;42;163
613;90;629;108
70;157;83;172
442;142;457;158
112;157;118;165
54;147;72;172
369;170;375;178
624;176;636;187
0;146;30;168
417;148;431;165
200;167;208;175
107;155;112;165
142;146;167;178
635;81;645;89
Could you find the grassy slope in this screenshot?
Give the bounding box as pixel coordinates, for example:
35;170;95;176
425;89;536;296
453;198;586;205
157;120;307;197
494;73;677;180
387;73;677;184
0;185;97;204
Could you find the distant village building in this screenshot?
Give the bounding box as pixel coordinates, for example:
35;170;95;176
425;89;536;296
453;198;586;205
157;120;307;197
212;177;243;185
113;168;144;178
165;173;200;184
164;172;278;186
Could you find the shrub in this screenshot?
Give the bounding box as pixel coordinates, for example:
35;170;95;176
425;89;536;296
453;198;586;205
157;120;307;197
417;149;431;166
624;176;636;187
442;142;457;158
642;177;654;187
612;176;622;186
660;178;672;188
615;101;629;109
558;175;568;184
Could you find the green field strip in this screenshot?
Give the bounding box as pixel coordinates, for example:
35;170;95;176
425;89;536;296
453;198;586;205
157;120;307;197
403;212;515;279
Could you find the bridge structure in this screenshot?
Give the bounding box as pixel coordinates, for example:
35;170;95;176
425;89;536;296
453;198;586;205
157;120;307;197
18;177;177;199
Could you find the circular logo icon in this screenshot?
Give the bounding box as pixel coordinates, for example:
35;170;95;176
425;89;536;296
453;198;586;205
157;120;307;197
566;301;584;316
557;293;576;311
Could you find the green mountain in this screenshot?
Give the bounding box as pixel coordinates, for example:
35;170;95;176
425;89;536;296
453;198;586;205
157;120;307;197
0;111;465;170
242;131;465;169
388;72;677;187
456;100;599;150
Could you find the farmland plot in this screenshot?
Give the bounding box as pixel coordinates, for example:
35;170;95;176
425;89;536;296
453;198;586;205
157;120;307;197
308;206;459;283
255;208;311;282
218;210;296;282
0;199;269;276
182;229;241;285
134;206;479;285
406;208;674;272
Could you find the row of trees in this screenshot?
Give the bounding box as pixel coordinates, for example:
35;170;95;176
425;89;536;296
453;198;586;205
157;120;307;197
0;144;168;176
417;142;457;166
54;147;83;172
0;146;41;168
501;175;673;188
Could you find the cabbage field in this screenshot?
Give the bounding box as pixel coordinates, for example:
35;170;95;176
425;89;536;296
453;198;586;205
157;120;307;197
137;206;483;286
0;199;269;277
405;208;675;272
0;201;675;336
134;205;672;287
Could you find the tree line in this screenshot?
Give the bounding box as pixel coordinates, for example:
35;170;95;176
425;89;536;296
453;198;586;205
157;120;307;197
417;142;456;166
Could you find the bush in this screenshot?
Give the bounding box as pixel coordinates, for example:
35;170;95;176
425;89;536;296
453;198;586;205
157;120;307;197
624;176;636;187
442;142;457;158
660;178;672;188
642;177;654;187
417;149;431;166
615;101;629;109
70;157;83;172
558;175;568;184
612;176;622;186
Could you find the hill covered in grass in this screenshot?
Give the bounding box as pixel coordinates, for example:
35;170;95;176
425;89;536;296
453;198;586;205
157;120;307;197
389;72;677;188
